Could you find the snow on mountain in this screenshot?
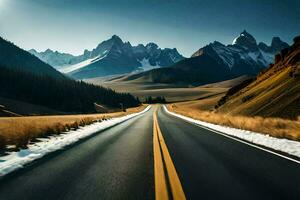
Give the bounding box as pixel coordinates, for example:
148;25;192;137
29;49;76;68
138;58;161;71
60;55;107;73
193;30;289;73
232;30;258;50
259;50;274;64
29;35;184;78
124;31;290;86
133;42;183;68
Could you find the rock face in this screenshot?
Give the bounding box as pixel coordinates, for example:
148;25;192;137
29;35;184;79
126;31;290;85
258;37;289;54
232;30;258;50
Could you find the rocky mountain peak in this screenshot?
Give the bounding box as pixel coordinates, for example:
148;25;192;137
271;37;289;51
232;30;257;50
191;31;290;73
111;34;122;42
28;49;37;54
108;35;124;48
45;49;54;54
146;43;159;50
211;41;225;47
28;35;184;78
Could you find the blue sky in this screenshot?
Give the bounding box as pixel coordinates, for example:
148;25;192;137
0;0;299;56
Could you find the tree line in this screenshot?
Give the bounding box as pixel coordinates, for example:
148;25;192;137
144;96;167;104
0;66;140;113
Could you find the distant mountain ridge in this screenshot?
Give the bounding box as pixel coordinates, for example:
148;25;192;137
29;49;75;68
29;35;184;79
0;36;65;79
191;30;289;76
126;31;289;85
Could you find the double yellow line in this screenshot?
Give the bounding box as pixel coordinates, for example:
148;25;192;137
153;107;186;200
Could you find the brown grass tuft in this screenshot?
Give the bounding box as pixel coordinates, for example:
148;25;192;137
168;104;300;141
0;105;145;151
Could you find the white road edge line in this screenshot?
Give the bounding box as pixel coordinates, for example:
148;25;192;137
163;105;300;165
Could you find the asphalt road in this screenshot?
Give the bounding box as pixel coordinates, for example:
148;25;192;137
156;106;300;200
0;105;299;200
0;107;155;200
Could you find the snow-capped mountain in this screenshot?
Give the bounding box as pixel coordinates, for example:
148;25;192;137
29;35;184;78
133;42;183;68
125;31;290;85
29;49;77;69
192;30;289;76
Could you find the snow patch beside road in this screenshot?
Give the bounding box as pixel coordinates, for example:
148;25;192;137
164;106;300;160
0;106;151;176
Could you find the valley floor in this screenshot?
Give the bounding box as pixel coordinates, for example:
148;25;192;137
85;74;249;102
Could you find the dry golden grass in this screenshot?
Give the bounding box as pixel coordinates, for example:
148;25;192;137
85;74;245;102
171;94;222;111
217;67;300;119
168;104;300;141
0;105;146;151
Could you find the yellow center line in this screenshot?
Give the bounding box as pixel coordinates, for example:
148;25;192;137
153;106;186;200
153;108;169;200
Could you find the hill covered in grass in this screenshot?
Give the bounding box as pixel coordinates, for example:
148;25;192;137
216;36;300;119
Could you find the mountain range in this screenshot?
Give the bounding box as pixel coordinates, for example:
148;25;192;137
29;35;184;79
126;30;289;85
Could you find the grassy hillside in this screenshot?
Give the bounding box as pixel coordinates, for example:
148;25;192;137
216;36;300;119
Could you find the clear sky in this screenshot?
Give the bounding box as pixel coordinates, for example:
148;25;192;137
0;0;299;57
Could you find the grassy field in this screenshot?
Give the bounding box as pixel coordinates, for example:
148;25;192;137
168;100;300;141
86;75;248;102
0;105;145;151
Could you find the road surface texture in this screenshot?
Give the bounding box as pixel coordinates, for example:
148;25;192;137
0;107;155;200
0;105;299;200
156;106;300;200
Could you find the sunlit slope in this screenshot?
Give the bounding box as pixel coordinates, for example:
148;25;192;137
217;36;300;119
